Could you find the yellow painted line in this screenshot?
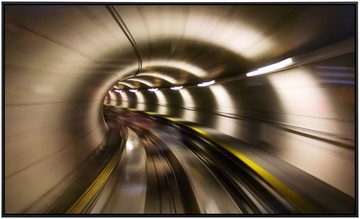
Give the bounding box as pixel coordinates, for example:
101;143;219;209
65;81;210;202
188;126;208;136
144;111;158;115
164;117;178;122
66;149;122;213
186;125;315;213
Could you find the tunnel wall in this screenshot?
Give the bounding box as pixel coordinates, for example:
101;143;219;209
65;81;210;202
4;5;139;213
5;4;355;213
118;52;355;197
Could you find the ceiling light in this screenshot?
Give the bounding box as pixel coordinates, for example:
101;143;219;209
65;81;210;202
246;58;293;77
197;80;215;87
148;88;158;92
129;89;138;93
170;86;183;90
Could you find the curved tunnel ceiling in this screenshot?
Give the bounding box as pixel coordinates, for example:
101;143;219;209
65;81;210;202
7;5;354;93
4;3;356;214
101;4;355;92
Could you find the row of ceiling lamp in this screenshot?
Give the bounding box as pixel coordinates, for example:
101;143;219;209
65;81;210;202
112;80;215;93
109;57;294;93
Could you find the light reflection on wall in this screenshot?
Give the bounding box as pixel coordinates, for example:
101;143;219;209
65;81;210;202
108;91;117;106
104;93;110;104
268;68;337;133
154;90;168;115
119;91;129;108
116;60;207;79
144;60;207;78
126;78;154;87
267;68;353;196
179;89;197;122
184;12;274;60
136;72;178;84
209;84;238;137
117;81;136;88
118;6;274;60
114;63;139;79
135;91;146;111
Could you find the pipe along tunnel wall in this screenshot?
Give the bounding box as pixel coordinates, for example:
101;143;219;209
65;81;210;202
5;4;355;213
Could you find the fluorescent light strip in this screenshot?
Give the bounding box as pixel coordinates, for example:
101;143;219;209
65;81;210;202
171;86;183;90
114;90;122;93
148;88;158;92
129;89;138;93
246;58;293;77
197;80;215;87
147;60;207;78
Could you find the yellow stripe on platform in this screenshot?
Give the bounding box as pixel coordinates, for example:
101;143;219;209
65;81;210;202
125;111;315;213
164;117;178;122
186;125;315;213
66;150;122;213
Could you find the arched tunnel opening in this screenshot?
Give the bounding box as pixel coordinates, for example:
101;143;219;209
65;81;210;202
4;3;356;215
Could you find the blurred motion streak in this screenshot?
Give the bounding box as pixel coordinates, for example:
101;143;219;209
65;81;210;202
246;58;293;77
179;89;197;122
4;3;355;215
153;90;168;115
126;78;155;87
209;84;238;137
134;91;146;111
137;72;178;84
116;81;136;88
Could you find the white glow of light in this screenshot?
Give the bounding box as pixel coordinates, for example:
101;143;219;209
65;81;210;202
137;72;178;84
197;80;215;87
183;13;274;60
145;60;207;78
122;11;274;60
126;140;134;151
267;69;350;196
129;89;138;93
268;69;337;132
115;63;138;79
114;90;122;93
119;91;129;108
115;60;206;83
108;91;117;106
210;85;238;137
148;88;158;92
135;91;146;111
171;86;183;90
179;89;196;122
127;78;154;87
246;58;293;77
117;81;135;88
154;91;168;115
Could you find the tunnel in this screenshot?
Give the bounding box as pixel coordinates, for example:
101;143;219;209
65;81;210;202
4;3;356;215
